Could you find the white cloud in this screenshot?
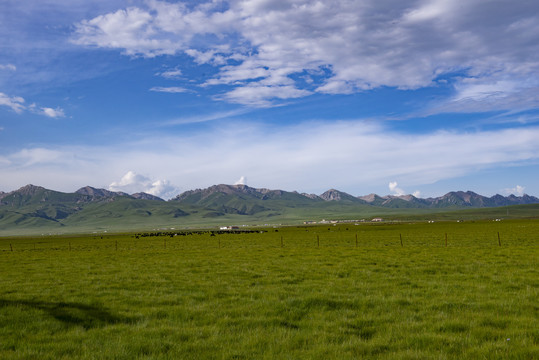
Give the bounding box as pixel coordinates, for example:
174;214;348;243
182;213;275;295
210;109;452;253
28;104;66;118
108;171;179;199
73;6;183;57
220;84;312;107
0;93;65;118
503;185;525;196
71;1;236;57
147;179;178;199
109;171;145;192
150;86;189;93
388;183;422;197
0;92;25;113
234;176;246;185
0;64;16;71
186;49;226;65
72;0;539;108
389;181;405;196
40;107;65;118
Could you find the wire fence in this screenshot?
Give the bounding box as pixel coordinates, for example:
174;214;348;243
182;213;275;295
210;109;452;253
2;221;539;252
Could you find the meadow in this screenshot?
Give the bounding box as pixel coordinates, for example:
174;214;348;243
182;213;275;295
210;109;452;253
1;220;538;359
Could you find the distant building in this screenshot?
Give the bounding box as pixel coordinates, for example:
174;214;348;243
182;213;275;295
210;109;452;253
371;218;383;222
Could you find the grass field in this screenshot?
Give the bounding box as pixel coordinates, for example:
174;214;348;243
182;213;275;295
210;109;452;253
1;220;538;359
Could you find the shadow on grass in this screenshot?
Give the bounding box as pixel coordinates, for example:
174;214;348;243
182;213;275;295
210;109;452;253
0;299;132;329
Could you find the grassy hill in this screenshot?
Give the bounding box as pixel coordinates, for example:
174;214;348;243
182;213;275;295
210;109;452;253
1;199;538;236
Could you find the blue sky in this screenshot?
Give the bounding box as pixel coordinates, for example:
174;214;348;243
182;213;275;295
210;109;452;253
1;0;538;199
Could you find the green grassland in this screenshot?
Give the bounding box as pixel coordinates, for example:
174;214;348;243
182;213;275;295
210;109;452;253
2;197;538;236
1;220;538;359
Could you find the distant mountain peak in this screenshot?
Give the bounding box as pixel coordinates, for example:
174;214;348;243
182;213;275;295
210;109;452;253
301;192;321;200
75;186;130;198
319;189;345;201
320;189;362;202
17;184;46;195
2;183;539;213
386;194;417;202
131;192;164;201
358;193;383;203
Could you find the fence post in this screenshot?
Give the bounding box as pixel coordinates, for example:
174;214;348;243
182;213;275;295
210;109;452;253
355;233;358;247
445;233;448;247
10;244;13;252
281;235;283;247
317;235;320;248
400;234;403;247
497;232;501;246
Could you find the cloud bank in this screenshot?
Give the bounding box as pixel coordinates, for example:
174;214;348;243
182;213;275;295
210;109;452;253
1;121;537;196
73;0;539;108
109;171;179;199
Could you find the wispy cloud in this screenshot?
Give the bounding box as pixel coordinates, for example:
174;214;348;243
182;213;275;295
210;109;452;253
0;64;16;71
0;92;25;113
155;68;183;79
219;84;312;107
425;78;539;115
28;104;65;118
150;86;190;93
162;108;250;126
8;147;70;167
0;93;65;118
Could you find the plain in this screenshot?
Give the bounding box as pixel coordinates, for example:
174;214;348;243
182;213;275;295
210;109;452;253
1;219;538;359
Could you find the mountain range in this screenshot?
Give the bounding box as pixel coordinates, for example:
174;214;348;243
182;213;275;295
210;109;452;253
168;184;539;208
1;184;538;235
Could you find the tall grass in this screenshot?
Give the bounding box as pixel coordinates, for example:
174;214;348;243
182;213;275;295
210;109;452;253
1;220;537;359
